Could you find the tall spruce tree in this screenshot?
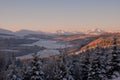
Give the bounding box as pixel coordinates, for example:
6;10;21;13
23;53;45;80
80;51;91;80
48;48;74;80
94;47;107;79
7;53;22;80
88;56;106;80
107;37;120;79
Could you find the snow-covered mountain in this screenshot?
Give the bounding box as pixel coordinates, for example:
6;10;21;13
0;28;13;34
0;28;105;37
0;28;48;37
0;28;16;38
86;28;105;35
56;30;83;35
56;29;105;36
56;30;72;35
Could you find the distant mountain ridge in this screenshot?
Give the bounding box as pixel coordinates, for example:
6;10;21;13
0;28;77;36
0;28;47;36
14;29;46;36
0;28;107;37
0;28;13;34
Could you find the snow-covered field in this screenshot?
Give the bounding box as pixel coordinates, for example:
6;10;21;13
21;39;73;49
18;39;73;60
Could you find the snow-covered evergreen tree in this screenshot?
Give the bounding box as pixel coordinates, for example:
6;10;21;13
6;53;22;80
7;65;22;80
23;53;45;80
60;49;75;80
69;55;81;80
80;51;91;80
107;37;120;79
88;56;107;80
92;47;107;79
46;49;74;80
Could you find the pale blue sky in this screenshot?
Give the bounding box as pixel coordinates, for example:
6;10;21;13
0;0;120;32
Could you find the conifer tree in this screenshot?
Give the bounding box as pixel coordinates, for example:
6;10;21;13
48;49;74;80
23;53;45;80
7;65;22;80
7;53;22;80
80;51;91;80
88;56;107;80
107;37;120;79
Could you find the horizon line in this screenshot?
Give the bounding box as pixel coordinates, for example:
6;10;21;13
0;27;120;33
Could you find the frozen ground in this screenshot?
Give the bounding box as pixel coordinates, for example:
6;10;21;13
16;49;60;60
18;39;73;60
21;39;73;49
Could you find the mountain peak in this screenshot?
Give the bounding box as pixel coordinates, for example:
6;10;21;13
86;28;104;35
56;30;83;35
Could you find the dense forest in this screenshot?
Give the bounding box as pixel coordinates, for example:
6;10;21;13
0;38;120;80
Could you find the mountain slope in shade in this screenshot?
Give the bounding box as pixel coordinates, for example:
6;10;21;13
15;29;46;36
0;28;13;34
86;28;105;35
0;33;15;38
